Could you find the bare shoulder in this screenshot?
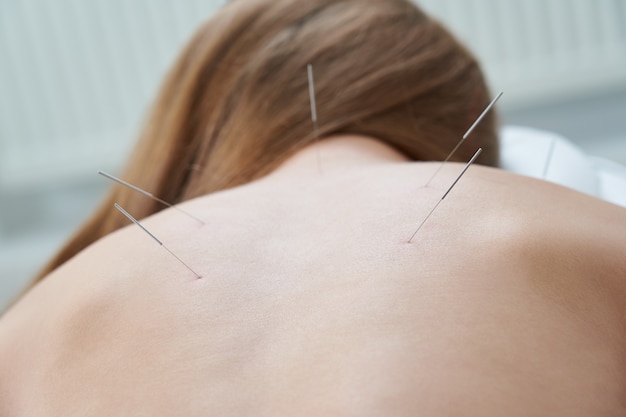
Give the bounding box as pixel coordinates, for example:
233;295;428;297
462;164;626;260
462;164;626;315
471;164;626;260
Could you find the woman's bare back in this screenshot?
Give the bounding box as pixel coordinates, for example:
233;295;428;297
1;137;625;416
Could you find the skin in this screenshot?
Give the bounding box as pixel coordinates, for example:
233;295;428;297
0;135;625;416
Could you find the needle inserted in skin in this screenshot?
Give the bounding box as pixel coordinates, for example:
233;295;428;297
99;171;205;225
408;148;483;243
424;91;503;188
307;64;318;135
542;138;557;179
307;64;322;173
114;203;202;279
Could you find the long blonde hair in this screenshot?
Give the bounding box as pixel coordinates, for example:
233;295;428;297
33;0;498;285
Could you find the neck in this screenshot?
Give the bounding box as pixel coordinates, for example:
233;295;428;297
269;135;410;180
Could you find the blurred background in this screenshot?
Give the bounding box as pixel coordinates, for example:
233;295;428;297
1;0;625;309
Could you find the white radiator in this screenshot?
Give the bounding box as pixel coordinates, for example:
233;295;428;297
0;0;225;189
418;0;626;104
0;0;625;189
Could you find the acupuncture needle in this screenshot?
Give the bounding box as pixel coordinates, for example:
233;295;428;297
542;138;557;179
114;203;202;279
99;170;205;225
408;148;482;243
307;64;322;174
424;91;503;187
